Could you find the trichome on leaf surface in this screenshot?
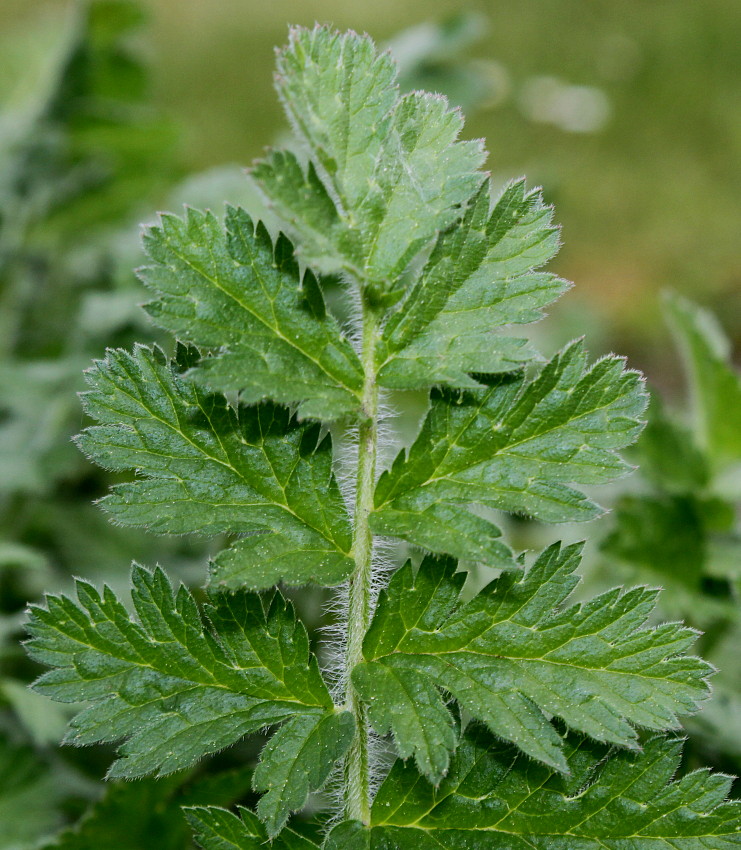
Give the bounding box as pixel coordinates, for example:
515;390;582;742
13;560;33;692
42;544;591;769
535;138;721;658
24;24;741;848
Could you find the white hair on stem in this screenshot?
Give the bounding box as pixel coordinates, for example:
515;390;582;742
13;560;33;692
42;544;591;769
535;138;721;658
318;274;407;818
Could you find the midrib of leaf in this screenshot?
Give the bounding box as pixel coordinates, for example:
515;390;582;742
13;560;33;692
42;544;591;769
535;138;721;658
162;234;362;407
110;354;350;554
343;297;382;825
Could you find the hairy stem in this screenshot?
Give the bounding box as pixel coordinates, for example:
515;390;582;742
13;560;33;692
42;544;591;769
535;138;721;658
343;296;381;824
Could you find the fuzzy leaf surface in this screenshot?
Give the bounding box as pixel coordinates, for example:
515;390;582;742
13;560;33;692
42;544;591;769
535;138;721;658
140;206;364;422
372;341;647;561
255;26;486;292
325;727;741;848
76;345;353;589
26;566;339;779
376;180;568;389
186;806;320;850
254;712;355;837
353;543;712;778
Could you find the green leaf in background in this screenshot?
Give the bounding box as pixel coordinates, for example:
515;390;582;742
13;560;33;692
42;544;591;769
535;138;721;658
255;25;486;294
665;292;741;481
0;735;64;849
31;0;178;241
75;345;354;589
0;0;176;263
600;295;741;620
140;206;364;422
26;565;339;779
633;393;710;493
186;805;320;850
372;341;646;562
603;494;706;586
324;726;741;849
376;180;567;389
41;764;254;850
0;678;69;747
353;543;712;778
387;12;500;111
0;358;86;494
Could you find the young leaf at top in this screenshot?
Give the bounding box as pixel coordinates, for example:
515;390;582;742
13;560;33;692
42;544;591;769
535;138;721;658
139;206;364;422
352;543;712;779
665;291;741;481
375;180;569;390
254;26;486;296
372;341;647;563
75;345;353;589
325;726;741;849
26;565;352;785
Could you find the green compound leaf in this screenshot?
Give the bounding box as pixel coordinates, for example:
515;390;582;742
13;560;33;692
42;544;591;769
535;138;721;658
26;565;340;780
376;180;568;390
372;341;647;563
139;205;364;422
665;292;741;478
254;25;486;295
75;345;353;589
325;727;741;849
186;805;320;850
353;543;712;779
254;712;355;837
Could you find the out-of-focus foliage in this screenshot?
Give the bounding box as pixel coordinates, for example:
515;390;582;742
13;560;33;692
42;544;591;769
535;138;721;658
41;766;254;850
602;293;741;777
